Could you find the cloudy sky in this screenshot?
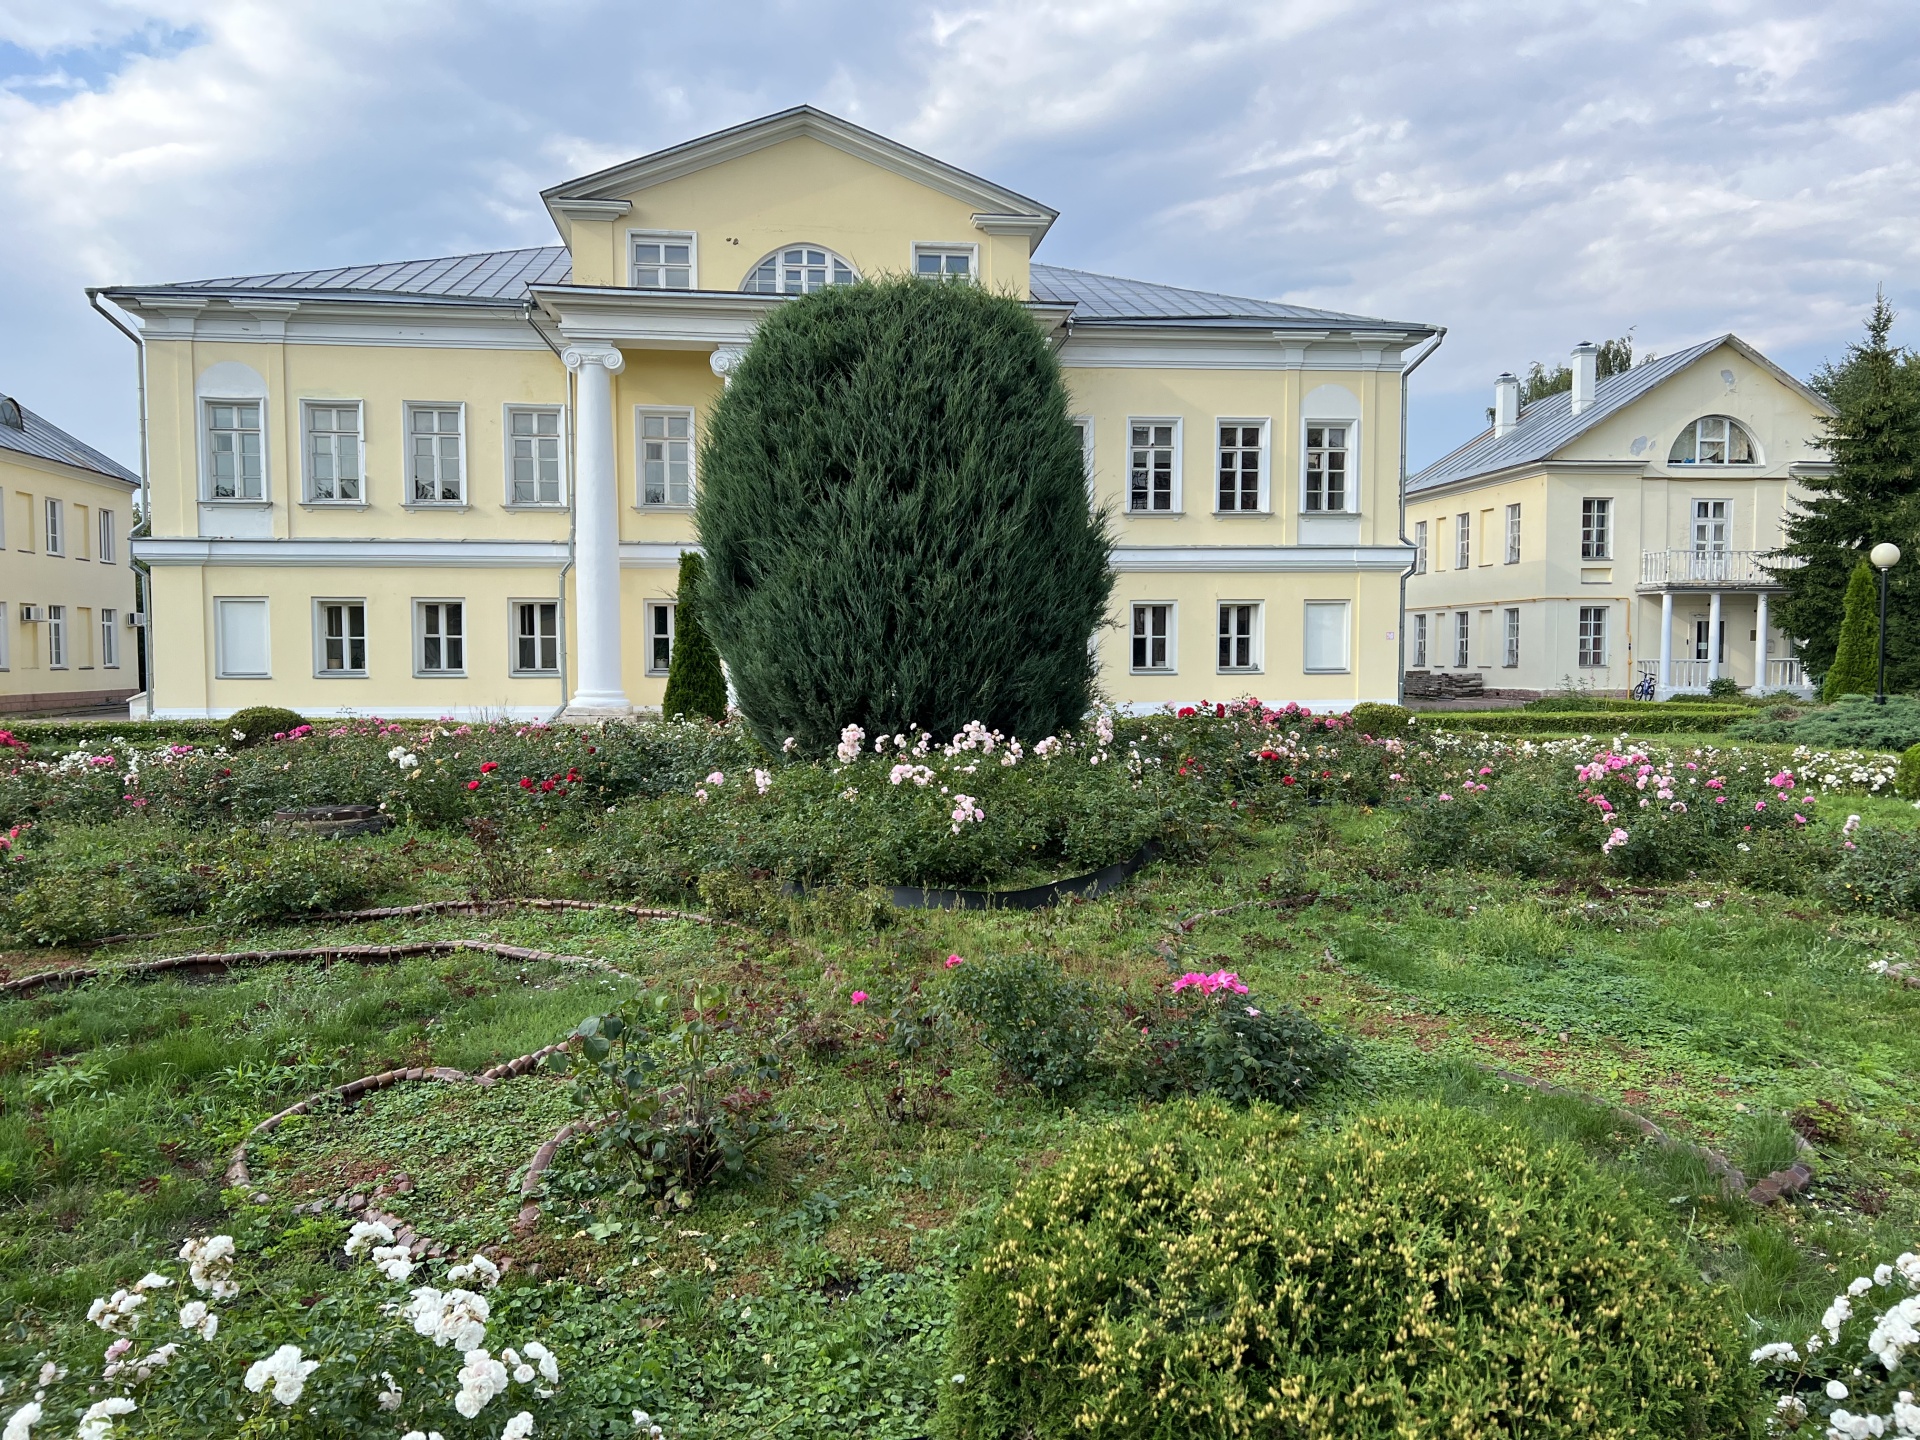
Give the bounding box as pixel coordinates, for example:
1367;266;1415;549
4;0;1919;473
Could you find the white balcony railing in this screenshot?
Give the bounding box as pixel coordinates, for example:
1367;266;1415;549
1765;657;1807;690
1635;656;1814;695
1640;549;1804;588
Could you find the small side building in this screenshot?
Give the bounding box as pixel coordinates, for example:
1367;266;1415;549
1404;335;1829;699
0;395;142;714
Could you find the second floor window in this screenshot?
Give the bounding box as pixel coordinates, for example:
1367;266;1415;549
44;498;63;556
1581;498;1611;559
1413;520;1427;574
1693;499;1729;552
408;406;464;504
1128;422;1176;512
305;404;362;503
206;402;263;500
98;508;115;564
1455;512;1471;569
914;245;974;281
1132;603;1172;671
508;408;563;505
1505;503;1521;563
744;246;856;294
632;233;694;289
1216;424;1263;512
1304;425;1348;511
639;411;693;506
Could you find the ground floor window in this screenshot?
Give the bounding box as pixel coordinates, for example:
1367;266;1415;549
47;605;67;668
317;600;368;676
416;601;464;675
1693;618;1725;663
1302;600;1350;673
1411;612;1427;668
1131;602;1173;671
514;601;560;675
1454;610;1470;668
1578;606;1608;668
1218;602;1259;672
646;600;676;675
215;598;270;679
1503;607;1520;668
102;609;119;668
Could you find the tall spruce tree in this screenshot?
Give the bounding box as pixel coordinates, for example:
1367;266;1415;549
1822;560;1882;700
661;550;728;721
697;277;1115;755
1775;294;1920;691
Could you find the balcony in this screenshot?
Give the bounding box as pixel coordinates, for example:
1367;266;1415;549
1639;549;1805;589
1635;657;1812;697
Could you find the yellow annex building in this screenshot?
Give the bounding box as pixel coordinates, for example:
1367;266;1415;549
1405;336;1830;699
97;107;1439;721
0;395;141;714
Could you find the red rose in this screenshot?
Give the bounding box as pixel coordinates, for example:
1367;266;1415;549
519;777;534;789
467;780;481;790
480;761;499;773
1281;776;1296;786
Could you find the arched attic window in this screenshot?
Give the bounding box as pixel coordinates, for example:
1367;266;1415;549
1668;415;1759;465
741;245;858;295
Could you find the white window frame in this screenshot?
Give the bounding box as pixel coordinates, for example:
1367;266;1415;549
742;244;859;294
1455;512;1471;569
635;407;696;509
97;507;115;564
202;398;267;503
1454;610;1471;668
912;242;978;282
1692;498;1730;553
313;598;369;678
414;599;466;678
1669;414;1760;466
628;229;697;290
101;609;119;668
504;404;567;508
301;399;366;506
1217;600;1262;674
46;604;67;668
43;497;63;556
1069;416;1096;505
512;599;562;677
1581;498;1611;560
1578;606;1609;668
1126;417;1181;514
1503;607;1520;668
403;402;467;507
645;600;676;676
1412;520;1427;575
1302;419;1356;514
1505;503;1522;564
1130;601;1176;673
1302;599;1351;674
214;597;271;679
1411;612;1427;669
1214;417;1269;514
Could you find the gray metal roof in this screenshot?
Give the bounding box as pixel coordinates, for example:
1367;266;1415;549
1409;335;1758;493
0;396;138;485
112;246;1431;335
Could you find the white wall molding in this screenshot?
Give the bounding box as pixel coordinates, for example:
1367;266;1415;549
619;542;701;568
144;704;559;721
1061;331;1416;372
1111;544;1413;573
134;538;570;567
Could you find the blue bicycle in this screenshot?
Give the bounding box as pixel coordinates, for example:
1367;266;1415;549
1631;673;1658;702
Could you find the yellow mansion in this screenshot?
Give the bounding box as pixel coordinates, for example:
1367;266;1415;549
97;107;1439;721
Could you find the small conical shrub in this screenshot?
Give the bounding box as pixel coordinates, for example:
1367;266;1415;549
1823;559;1882;699
661;550;728;722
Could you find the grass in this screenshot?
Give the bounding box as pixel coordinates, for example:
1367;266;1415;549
5;801;1920;1434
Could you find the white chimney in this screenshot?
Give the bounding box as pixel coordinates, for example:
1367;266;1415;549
1493;372;1520;437
1570;341;1598;414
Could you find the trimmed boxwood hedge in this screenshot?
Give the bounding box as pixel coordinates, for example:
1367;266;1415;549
1421;706;1748;735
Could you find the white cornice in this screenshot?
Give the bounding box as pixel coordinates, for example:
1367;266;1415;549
115;295;549;351
0;447;140;492
533;286;776;349
620;541;699;567
972;212;1051;244
1111;544;1413;572
134;537;569;567
1062;331;1418;372
549;198;632;221
1407;459;1650;500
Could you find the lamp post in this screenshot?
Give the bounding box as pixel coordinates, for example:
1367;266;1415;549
1870;541;1902;705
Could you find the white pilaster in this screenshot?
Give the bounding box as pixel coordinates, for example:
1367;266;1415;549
1754;590;1770;693
1707;590;1722;683
562;344;631;718
1659;591;1673;695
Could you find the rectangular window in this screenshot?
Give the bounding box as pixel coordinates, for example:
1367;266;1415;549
1070;418;1095;500
215;598;271;678
1413;520;1427;574
507;407;564;505
1411;612;1428;668
0;603;8;669
1578;606;1608;667
47;605;66;668
1693;499;1729;552
1505;503;1521;564
1455;512;1471;569
1503;607;1520;667
913;244;975;281
513;601;560;675
1217;602;1259;672
1216;422;1265;512
317;601;368;676
1302;600;1350;673
101;609;119;668
206;402;264;500
1581;498;1611;559
1454;611;1471;668
44;498;63;556
416;601;465;675
98;508;115;564
638;410;693;507
645;600;676;675
407;405;465;504
1128;421;1178;512
631;232;695;289
1304;424;1348;512
1692;618;1727;663
304;403;363;502
1131;602;1173;672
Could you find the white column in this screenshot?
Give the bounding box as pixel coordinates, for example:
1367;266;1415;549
562;344;631;715
1754;590;1770;693
1658;592;1673;693
1707;590;1722;683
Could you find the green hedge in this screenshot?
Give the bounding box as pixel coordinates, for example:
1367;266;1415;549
1421;706;1749;735
0;719;228;750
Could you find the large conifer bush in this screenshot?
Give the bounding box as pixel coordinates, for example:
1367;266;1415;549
660;550;728;722
696;278;1114;754
1823;559;1882;699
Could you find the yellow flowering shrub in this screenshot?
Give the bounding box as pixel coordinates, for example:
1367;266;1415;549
940;1100;1752;1439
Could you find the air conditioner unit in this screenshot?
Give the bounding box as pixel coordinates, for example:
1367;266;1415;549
128;612;147;628
17;604;42;623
